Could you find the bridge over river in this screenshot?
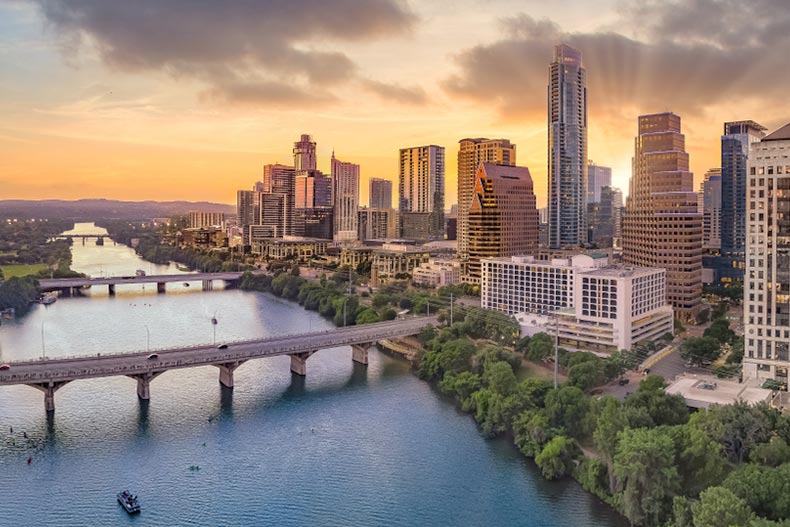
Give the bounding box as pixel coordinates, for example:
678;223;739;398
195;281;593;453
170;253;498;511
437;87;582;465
0;317;437;412
39;271;252;295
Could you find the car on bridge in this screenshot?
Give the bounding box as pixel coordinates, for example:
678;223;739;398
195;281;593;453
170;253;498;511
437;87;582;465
0;364;10;370
147;353;159;360
217;344;228;349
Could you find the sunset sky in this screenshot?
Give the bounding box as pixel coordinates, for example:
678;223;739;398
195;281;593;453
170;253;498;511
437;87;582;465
1;0;789;207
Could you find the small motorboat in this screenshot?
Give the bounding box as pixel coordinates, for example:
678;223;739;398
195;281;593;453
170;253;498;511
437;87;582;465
117;490;141;514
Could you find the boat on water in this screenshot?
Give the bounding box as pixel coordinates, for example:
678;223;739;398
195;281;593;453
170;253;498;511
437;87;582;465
39;293;57;305
117;490;140;514
135;269;146;277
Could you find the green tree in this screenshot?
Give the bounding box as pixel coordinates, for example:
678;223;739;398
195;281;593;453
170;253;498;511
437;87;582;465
568;357;606;391
513;409;554;457
545;386;590;438
355;308;380;325
525;332;554;361
593;397;628;492
680;336;722;367
704;318;735;344
751;437;790;467
439;371;481;411
483;361;518;396
724;463;790;520
624;377;689;427
613;427;679;526
535;435;579;480
691;486;755;527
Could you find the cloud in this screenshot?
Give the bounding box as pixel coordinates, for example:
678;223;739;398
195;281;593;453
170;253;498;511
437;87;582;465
361;78;427;104
200;80;336;108
443;1;790;122
32;0;416;106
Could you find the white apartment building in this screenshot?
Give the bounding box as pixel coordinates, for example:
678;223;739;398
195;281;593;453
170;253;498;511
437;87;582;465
413;258;461;287
743;123;790;384
481;254;673;352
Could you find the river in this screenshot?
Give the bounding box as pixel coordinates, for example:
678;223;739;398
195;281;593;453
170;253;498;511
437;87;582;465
0;223;625;526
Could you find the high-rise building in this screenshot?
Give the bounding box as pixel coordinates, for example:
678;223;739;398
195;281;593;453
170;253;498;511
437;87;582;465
332;154;360;242
188;211;225;229
548;44;588;249
743;122;790;384
720;120;767;281
295;171;332;209
465;163;539;282
588;185;623;248
587;162;612;204
457;138;516;264
622;112;704;322
293;134;317;172
262;163;295;236
398;145;445;240
369;178;393;209
358;207;397;241
701;168;722;250
236;190;257;245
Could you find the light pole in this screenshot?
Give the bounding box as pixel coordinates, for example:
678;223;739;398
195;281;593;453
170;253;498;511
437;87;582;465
144;325;150;352
40;321;46;360
343;297;349;327
211;313;218;344
553;312;559;389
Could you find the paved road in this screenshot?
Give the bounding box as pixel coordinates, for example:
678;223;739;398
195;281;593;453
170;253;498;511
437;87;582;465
0;316;437;386
38;271;251;290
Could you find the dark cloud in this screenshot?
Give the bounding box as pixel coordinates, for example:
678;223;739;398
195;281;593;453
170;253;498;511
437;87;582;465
361;79;427;104
33;0;416;105
200;80;336;108
444;1;790;121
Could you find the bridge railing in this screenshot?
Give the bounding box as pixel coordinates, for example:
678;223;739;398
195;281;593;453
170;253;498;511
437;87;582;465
2;316;437;366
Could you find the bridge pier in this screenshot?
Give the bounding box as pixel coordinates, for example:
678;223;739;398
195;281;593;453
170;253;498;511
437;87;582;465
290;351;316;376
29;381;70;412
216;361;245;388
351;343;372;365
128;372;163;400
108;284;115;296
202;280;213;291
157;282;166;294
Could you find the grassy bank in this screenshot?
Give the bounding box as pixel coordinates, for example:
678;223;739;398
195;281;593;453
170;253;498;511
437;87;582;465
0;263;48;279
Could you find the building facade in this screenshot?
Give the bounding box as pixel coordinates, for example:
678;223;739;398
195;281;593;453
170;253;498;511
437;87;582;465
720;120;767;282
548;44;588;249
262;163;296;236
369;178;393;209
457;138;516;267
465;163;539;283
358;207;398;241
188;210;225;229
413;258;461;287
622;112;704;322
481;254;673;352
587;162;612;204
701;168;722;250
236;190;257;245
743;123;790;384
293;134;317;172
331;154;360;242
398;145;445;240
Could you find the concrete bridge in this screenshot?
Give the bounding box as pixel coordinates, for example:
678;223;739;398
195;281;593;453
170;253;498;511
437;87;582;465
52;234;108;245
39;271;251;295
0;317;437;412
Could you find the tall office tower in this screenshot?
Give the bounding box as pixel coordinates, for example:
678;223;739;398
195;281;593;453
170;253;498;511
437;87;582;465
587;162;612;204
293;134;317;172
622;112;704;322
188;211;225;229
720;120;767;281
465;163;539;282
295;171;332;209
257;192;287;238
263;163;296;235
611;187;623;245
398;145;445;240
743;122;790;383
457;138;516;264
331;153;360;242
588;185;623;248
236;190;257;244
701;168;722;250
548;44;588;249
369;178;393;209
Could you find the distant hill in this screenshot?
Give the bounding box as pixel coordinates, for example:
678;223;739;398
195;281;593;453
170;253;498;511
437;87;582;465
0;199;235;221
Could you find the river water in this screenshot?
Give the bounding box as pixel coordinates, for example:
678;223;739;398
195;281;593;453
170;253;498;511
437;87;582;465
0;223;625;526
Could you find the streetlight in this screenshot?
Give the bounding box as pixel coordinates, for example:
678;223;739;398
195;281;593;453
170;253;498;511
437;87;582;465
144;325;150;352
40;321;46;360
343;297;350;327
211;313;218;344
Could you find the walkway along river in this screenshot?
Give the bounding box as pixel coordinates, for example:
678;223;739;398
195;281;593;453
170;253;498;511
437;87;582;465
0;223;626;526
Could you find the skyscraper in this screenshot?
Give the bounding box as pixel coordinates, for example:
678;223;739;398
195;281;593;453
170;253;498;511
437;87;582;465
398;145;445;240
701;168;722;250
743;122;790;383
293;134;317;172
263;163;295;236
236;189;257;245
587;162;612;204
622;112;704;322
369;178;393;209
457;138;516;264
548;43;588;249
588;185;622;248
720;120;767;281
295;171;332;209
332;153;360;242
466;163;538;282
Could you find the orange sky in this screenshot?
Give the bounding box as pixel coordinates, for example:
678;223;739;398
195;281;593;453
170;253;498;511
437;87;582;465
1;1;788;208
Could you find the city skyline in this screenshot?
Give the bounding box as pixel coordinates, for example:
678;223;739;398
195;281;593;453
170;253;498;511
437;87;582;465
2;1;789;206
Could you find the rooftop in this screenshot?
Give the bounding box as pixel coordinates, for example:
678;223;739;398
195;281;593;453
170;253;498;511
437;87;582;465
666;375;772;409
763;122;790;142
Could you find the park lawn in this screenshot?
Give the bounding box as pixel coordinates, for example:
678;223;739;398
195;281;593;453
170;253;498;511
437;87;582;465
1;263;48;278
516;358;568;383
